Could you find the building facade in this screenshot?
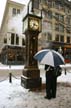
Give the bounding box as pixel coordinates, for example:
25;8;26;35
0;0;25;64
0;0;25;47
0;0;71;64
38;0;71;62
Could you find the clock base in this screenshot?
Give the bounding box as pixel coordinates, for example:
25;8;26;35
21;68;42;90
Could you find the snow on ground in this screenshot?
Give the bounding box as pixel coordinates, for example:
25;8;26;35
57;72;71;84
0;64;71;108
0;63;71;83
0;63;71;70
0;63;24;70
0;77;71;108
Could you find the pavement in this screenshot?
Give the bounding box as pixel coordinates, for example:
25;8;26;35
0;63;71;108
0;78;71;108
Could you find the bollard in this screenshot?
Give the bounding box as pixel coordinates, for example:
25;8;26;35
9;73;12;83
65;68;67;75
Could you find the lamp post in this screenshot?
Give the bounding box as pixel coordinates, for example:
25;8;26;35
21;0;42;90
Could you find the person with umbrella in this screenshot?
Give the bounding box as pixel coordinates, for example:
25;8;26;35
44;65;62;99
34;49;65;99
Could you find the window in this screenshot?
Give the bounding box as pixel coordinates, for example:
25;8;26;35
66;27;71;33
55;1;64;11
67;36;70;43
47;11;52;19
65;7;70;14
66;17;70;25
41;0;48;5
42;32;47;38
55;34;64;42
55;23;59;31
22;38;25;45
55;2;59;9
48;33;52;41
33;0;39;9
43;10;52;19
55;34;59;41
59;3;64;11
42;21;52;32
12;8;16;15
11;33;14;44
17;9;20;14
60;35;64;42
4;38;7;43
55;13;64;22
55;23;64;32
12;8;20;16
59;24;64;32
59;15;64;22
16;34;19;45
55;13;59;21
48;1;52;8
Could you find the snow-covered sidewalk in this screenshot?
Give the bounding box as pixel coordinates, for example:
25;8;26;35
0;78;71;108
0;63;71;108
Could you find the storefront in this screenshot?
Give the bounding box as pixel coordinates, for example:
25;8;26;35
1;45;26;65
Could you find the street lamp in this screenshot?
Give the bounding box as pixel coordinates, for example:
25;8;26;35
21;0;42;90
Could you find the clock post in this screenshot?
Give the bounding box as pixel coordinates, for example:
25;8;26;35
21;0;42;90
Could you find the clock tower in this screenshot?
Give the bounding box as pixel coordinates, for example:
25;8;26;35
21;0;42;90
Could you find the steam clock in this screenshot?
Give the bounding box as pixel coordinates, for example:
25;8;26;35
21;0;42;89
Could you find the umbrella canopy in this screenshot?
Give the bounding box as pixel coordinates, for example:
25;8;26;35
34;49;65;67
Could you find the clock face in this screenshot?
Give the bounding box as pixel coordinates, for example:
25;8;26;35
29;19;39;30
